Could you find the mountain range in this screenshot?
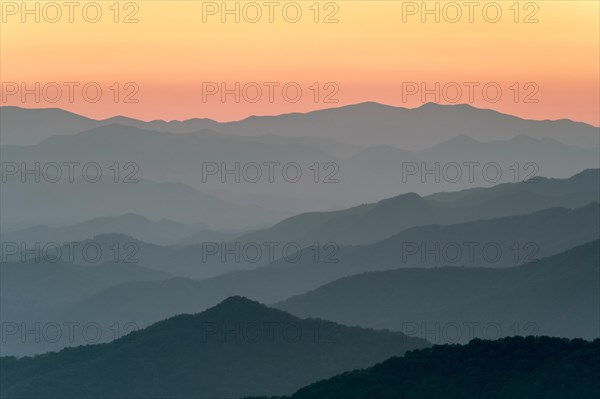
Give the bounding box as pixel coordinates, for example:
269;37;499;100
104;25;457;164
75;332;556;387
253;336;600;399
3;81;599;398
2;207;593;357
232;169;600;246
0;176;279;231
0;297;428;398
2;105;598;220
277;240;600;342
3;103;599;149
4;174;597;280
0;213;216;245
0;259;169;356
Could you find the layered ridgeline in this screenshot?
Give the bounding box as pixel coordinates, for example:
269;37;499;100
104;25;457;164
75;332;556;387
1;260;168;322
0;213;234;246
0;259;170;357
0;297;428;398
3;103;598;149
246;336;600;399
3;170;597;278
3;105;599;222
277;241;600;342
0;176;280;231
4;126;597;204
3;204;598;356
59;239;600;346
12;201;599;279
63;203;598;310
231;169;600;246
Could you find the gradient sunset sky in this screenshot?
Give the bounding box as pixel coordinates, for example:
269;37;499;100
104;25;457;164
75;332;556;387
1;0;599;125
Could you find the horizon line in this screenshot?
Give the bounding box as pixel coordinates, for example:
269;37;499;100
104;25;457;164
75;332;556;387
2;101;599;129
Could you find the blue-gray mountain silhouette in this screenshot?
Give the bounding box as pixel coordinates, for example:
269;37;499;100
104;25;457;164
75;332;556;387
277;240;600;342
3;103;598;148
249;336;600;399
0;297;428;398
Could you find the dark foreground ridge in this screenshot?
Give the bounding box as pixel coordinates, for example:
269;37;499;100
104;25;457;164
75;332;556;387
246;336;600;399
0;297;427;398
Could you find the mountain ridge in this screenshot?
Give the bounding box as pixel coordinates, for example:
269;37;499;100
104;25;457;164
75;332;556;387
0;296;428;398
3;102;598;148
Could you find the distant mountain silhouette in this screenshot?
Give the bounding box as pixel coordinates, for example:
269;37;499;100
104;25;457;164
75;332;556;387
0;106;107;145
3;103;598;149
251;336;600;399
334;203;599;270
343;134;599;198
234;170;599;246
277;241;600;342
216;102;600;150
0;297;428;398
427;168;600;205
45;233;269;279
40;201;595;280
3;112;598;213
0;123;345;215
0;213;211;245
1;176;278;230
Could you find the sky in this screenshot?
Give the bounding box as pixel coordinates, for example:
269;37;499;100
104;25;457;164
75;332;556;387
1;0;599;125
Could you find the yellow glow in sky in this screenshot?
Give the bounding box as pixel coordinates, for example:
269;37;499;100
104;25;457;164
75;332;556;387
1;0;598;125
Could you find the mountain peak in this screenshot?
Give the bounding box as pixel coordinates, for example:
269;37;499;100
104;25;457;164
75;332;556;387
572;168;600;180
215;295;261;309
1;294;428;398
372;192;429;214
382;191;425;204
200;296;284;320
418;102;444;109
417;102;477;111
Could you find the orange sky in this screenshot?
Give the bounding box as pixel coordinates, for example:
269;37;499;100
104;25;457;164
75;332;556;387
1;0;599;125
